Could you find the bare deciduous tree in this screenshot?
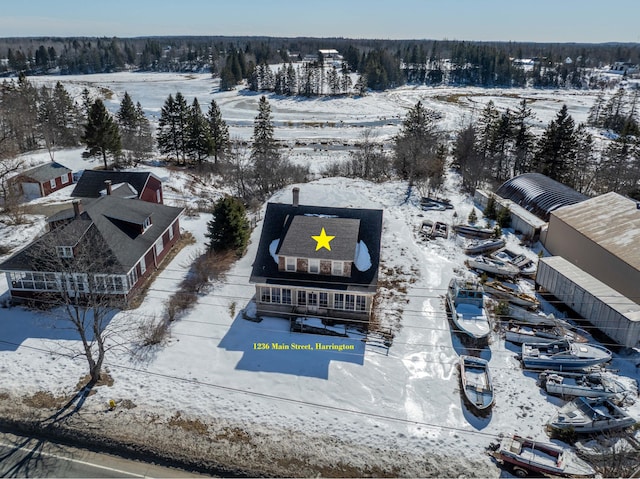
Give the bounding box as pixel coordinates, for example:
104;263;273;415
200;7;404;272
27;227;126;386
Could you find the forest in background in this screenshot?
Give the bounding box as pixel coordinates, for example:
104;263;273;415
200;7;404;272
1;36;639;91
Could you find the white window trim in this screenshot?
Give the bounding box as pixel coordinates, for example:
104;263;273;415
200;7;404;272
60;174;69;185
286;256;296;272
142;216;151;232
57;246;73;258
168;223;174;240
140;256;146;275
308;258;320;274
332;261;343;276
154;237;164;257
49;178;56;189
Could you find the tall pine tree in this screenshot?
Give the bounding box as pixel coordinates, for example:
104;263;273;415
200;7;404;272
82;99;121;169
207;99;229;164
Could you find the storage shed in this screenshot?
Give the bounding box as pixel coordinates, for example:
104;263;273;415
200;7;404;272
474;189;547;240
542;192;640;302
495;173;588;221
536;256;640;348
12;162;73;198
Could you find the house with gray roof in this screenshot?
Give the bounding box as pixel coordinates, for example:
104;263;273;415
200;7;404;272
71;170;163;204
1;192;183;303
250;188;383;325
12;162;73;198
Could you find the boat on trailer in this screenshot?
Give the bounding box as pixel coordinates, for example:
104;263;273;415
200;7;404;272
460;355;494;412
489;434;595;478
446;279;491;342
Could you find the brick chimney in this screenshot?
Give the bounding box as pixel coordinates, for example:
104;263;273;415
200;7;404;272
72;199;83;218
292;187;299;207
105;180;112;195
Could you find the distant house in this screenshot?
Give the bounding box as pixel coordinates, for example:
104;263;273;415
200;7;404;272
250;188;383;325
609;62;638;75
12;162;73;198
0;194;183;303
71;170;164;204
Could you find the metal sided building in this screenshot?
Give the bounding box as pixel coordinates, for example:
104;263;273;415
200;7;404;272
542;192;640;302
536;256;640;348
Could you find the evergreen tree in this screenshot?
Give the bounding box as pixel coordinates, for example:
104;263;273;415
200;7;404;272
185;97;211;164
474;101;500;184
251;96;282;196
512;99;536;176
207;99;229;164
116;91;138;160
452;123;481;192
82;99;121;169
157;92;189;165
484;195;497;220
206;196;250;256
532;105;577;185
393;100;443;186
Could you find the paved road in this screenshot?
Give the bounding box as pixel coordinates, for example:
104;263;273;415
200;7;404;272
0;431;206;478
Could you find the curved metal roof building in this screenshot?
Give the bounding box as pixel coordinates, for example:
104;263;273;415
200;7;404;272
496;173;588;221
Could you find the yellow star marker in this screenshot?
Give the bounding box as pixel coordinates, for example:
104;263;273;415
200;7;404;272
311;228;335;251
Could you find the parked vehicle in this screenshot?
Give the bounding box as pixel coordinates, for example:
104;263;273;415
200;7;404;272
460;355;494;412
548;396;636;434
446;279;491;342
483;280;539;309
521;340;612;371
489;434;596;478
463;238;506;255
538;370;634;402
466;255;520;279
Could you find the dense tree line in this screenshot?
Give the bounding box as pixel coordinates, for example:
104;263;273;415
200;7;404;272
451;98;639;199
2;37;638;91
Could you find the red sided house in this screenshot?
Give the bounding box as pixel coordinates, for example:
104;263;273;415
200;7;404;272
0;195;183;303
71;170;164;204
250;188;383;326
13;162;73;198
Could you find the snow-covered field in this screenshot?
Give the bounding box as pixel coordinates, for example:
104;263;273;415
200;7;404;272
1;73;639;477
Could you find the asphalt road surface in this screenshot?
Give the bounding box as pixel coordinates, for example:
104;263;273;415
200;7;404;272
0;431;206;478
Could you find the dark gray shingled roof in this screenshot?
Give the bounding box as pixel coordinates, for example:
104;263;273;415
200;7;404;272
0;197;183;273
496;173;589;221
71;170;152;198
250;202;383;294
277;215;360;262
18;162;71;183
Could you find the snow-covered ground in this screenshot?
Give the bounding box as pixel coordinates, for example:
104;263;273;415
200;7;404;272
1;74;639;476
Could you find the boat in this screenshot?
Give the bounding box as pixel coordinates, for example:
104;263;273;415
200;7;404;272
483;280;540;309
491;249;538;278
489;434;596;478
538;370;634;401
460;355;494;411
466;255;520;279
548;396;637;434
453;224;495;239
463;238;506;255
420;196;453;210
506;304;575;330
521;340;612;371
505;323;589;345
446;279;491;342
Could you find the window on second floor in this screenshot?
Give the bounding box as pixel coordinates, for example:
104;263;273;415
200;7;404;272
308;259;320;274
286;257;296;272
142;216;152;232
57;246;73;258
